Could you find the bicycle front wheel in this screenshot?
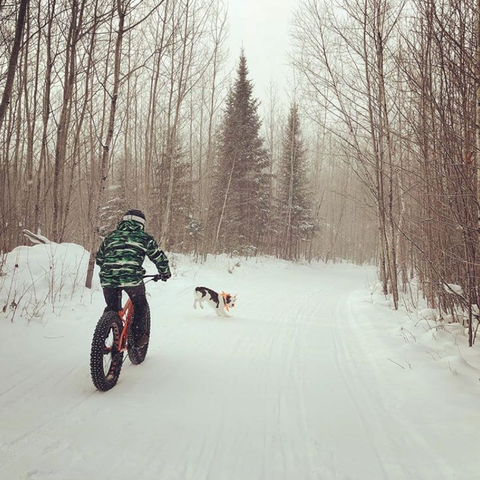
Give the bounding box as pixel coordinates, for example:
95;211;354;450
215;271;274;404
90;311;124;391
128;306;151;365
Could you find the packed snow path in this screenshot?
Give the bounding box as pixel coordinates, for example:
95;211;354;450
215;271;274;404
1;259;478;479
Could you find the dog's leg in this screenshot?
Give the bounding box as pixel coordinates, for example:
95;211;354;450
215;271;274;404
193;290;198;309
194;290;204;310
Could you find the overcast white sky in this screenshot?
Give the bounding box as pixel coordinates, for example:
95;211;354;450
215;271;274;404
226;0;301;106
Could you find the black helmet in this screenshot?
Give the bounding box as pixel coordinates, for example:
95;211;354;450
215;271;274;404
123;209;146;225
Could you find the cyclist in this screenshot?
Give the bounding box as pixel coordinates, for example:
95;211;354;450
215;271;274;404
95;209;171;347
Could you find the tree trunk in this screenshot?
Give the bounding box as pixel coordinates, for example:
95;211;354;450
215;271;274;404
85;1;126;288
0;0;29;133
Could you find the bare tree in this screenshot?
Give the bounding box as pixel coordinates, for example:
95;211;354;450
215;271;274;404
0;0;29;133
86;0;167;288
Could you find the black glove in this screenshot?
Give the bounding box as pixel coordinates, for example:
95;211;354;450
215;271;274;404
153;272;171;282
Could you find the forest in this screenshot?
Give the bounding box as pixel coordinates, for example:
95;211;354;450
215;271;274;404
1;0;480;345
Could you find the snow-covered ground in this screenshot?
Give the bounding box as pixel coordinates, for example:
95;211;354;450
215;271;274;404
1;244;479;480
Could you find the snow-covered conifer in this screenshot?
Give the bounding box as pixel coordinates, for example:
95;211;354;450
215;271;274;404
209;53;270;254
277;103;314;259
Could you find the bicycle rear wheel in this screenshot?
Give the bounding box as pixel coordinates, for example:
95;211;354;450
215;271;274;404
128;306;151;365
90;311;124;391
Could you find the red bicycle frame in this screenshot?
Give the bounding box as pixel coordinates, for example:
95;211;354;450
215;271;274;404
115;275;157;353
117;298;134;353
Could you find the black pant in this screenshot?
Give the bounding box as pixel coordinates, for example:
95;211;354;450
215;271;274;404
102;284;149;337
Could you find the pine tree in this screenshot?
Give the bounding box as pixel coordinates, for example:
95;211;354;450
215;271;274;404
209;53;270;254
277;103;314;259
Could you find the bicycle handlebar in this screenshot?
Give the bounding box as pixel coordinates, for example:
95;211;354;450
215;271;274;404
143;274;168;283
143;275;157;284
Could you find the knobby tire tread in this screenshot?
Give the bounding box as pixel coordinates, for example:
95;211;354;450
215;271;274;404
128;307;151;365
90;311;124;391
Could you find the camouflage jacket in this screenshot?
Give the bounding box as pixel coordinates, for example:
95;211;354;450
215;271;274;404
95;220;171;287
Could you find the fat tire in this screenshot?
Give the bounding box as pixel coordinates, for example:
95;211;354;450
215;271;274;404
128;306;151;365
90;311;124;391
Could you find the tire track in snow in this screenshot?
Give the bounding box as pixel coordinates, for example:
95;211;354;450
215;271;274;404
330;296;391;479
257;285;328;480
330;293;448;479
285;288;326;480
1;388;96;473
265;272;401;479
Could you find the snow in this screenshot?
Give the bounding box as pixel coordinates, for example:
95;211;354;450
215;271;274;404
444;283;464;297
417;307;439;323
1;245;480;479
0;243;95;322
22;229;51;245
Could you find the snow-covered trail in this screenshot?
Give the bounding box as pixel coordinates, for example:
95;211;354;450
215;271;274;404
0;260;477;479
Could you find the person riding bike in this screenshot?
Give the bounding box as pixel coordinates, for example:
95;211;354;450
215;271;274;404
95;209;171;347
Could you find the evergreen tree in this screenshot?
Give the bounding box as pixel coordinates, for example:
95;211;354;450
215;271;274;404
209;53;270;254
277;103;314;259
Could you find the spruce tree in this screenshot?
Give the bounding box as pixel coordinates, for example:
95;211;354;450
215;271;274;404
277;103;314;259
209;53;269;254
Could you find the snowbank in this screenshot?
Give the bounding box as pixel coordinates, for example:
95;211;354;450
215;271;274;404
0;242;99;322
361;287;480;390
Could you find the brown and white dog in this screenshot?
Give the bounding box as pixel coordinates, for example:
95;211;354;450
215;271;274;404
194;286;237;317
